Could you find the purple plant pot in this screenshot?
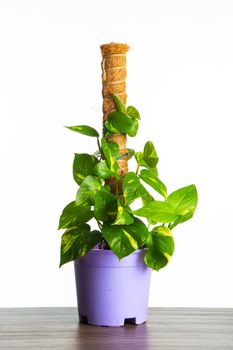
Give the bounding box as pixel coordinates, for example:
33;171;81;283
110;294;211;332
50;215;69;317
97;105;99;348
74;249;152;327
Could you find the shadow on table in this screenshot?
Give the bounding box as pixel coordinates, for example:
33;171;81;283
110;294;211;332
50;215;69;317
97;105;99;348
76;322;150;350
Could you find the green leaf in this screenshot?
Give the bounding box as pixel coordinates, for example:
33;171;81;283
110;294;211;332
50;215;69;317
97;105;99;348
129;119;138;138
76;175;102;205
112;199;134;225
135;152;144;166
133;200;178;223
93;160;112;179
65;125;99;137
127;106;140;120
73;153;99;185
169;212;194;230
166;184;198;228
58;201;93;229
123;172;153;206
102;218;150;259
143;141;159;168
166;184;198;215
112;94;125;113
102;184;111;192
144;226;175;271
127;148;135;160
135;152;158;175
94;190;117;222
123;172;140;205
105;112;139;137
60;226;102;267
101;138;120;178
140;169;167;199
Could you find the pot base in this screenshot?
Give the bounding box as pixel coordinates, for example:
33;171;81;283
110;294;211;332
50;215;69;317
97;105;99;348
74;249;151;327
79;313;147;327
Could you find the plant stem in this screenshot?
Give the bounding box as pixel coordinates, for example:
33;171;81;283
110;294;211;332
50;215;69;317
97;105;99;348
96;219;103;231
116;180;119;198
97;138;103;159
136;164;140;176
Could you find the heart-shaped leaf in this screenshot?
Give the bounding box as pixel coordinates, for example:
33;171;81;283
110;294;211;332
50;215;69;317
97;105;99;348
94;190;117;222
133;200;178;223
76;175;102;205
60;226;102;267
101;138;120;178
144;226;175;271
166;184;198;215
143;141;159;168
140;169;167;199
112;199;134;225
105;112;138;137
65;125;99;137
135;152;158;175
94;160;112;179
127;105;140;120
112;94;125;113
58;201;93;229
73;153;99;185
102;218;150;259
166;184;198;228
123;172;153;206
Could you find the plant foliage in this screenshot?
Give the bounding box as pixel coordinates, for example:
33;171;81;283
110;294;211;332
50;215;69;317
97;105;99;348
59;95;198;270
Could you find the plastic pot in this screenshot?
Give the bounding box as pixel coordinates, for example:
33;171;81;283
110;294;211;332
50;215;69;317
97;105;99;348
74;248;152;327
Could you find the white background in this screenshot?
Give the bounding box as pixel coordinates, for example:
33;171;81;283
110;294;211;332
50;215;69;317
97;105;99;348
0;0;233;308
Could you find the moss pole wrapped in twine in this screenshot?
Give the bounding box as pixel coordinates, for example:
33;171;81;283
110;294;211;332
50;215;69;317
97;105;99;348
100;42;129;196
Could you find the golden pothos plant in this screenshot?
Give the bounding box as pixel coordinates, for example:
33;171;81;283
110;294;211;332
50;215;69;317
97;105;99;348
58;94;198;270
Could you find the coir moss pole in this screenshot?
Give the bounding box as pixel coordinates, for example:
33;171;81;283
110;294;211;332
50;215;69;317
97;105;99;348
100;42;129;195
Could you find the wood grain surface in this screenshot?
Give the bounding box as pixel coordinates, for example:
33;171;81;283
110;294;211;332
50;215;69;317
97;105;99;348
0;308;232;349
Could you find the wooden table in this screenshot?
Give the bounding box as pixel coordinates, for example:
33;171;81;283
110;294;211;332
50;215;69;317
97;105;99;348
0;308;232;349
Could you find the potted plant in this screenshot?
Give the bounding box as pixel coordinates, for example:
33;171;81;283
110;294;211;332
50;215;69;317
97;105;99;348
58;43;198;327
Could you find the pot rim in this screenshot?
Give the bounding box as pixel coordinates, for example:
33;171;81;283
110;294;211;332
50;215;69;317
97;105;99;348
74;248;149;268
87;248;147;255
